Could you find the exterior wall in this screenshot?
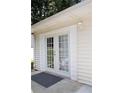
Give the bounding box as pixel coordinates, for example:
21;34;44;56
77;16;92;85
33;0;92;85
34;34;41;70
33;20;92;85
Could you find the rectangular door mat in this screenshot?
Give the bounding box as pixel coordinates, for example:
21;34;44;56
31;72;63;88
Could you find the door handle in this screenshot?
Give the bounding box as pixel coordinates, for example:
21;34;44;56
54;51;56;55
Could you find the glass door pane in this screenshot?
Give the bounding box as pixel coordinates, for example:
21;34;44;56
59;35;69;72
47;37;54;68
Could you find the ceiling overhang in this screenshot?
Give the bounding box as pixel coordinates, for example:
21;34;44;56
31;0;91;34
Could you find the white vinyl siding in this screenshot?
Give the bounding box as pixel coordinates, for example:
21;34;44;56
77;17;92;85
34;34;41;70
31;34;35;48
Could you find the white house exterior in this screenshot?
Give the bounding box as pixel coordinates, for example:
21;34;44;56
31;0;92;85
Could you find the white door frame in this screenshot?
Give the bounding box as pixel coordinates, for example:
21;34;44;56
44;32;70;77
40;25;77;80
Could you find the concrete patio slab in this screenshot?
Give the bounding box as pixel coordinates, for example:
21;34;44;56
76;85;92;93
31;71;92;93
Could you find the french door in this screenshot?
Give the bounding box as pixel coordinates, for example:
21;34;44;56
46;34;69;76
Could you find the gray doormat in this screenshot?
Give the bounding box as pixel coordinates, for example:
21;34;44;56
31;72;63;88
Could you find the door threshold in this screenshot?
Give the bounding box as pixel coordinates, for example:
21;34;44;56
44;71;70;79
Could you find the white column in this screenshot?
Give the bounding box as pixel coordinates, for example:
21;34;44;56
39;34;46;71
69;25;78;80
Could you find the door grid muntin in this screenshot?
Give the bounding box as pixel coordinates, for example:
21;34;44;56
47;37;54;68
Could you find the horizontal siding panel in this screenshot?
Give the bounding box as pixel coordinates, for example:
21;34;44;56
78;64;92;68
78;57;92;61
78;67;92;73
78;71;91;77
77;60;91;64
78;79;92;85
77;58;91;61
78;69;91;75
34;35;41;70
77;49;91;52
78;51;91;55
78;60;92;64
78;50;91;54
77;68;92;73
77;48;91;51
78;70;92;76
77;22;92;85
78;55;91;59
78;56;91;59
78;62;92;66
78;41;91;44
78;75;92;81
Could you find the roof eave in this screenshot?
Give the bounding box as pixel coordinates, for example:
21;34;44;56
31;0;91;34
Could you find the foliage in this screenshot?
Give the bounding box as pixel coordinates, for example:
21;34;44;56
31;0;82;25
